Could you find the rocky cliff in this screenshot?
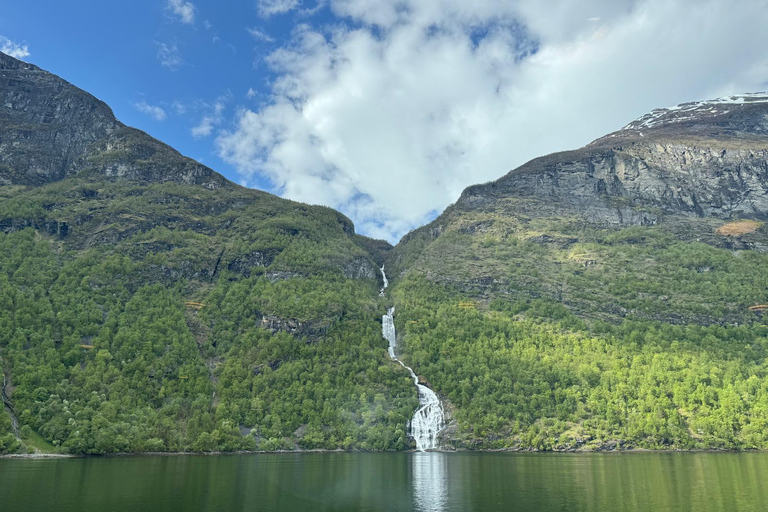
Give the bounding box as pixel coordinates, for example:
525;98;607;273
458;94;768;226
0;51;226;189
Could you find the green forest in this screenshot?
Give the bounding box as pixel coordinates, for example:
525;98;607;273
4;182;768;454
4;173;768;455
387;207;768;450
0;173;424;455
0;227;417;454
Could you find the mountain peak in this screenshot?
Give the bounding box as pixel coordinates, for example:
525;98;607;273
0;50;39;71
457;92;768;226
621;92;768;132
0;51;228;189
586;92;768;150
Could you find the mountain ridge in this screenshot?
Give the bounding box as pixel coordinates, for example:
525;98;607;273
0;51;230;190
381;88;768;451
3;51;768;454
456;93;768;224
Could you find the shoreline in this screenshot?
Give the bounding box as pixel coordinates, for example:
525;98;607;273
3;446;766;460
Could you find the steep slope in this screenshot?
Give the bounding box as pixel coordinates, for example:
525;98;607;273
459;93;768;225
0;51;225;188
0;52;414;455
386;95;768;450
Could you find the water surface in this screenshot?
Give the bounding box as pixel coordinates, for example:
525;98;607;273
1;452;766;511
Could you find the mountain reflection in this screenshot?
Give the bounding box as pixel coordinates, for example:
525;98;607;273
412;452;448;512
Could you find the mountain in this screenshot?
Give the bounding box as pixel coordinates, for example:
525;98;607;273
0;52;227;189
4;48;768;455
385;94;768;450
461;93;768;225
0;51;413;455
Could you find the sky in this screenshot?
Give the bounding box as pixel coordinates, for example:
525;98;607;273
2;0;768;243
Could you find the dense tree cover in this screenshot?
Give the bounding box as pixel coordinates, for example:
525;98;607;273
6;171;768;454
0;177;375;279
0;185;413;454
388;213;768;450
0;410;20;454
200;274;415;451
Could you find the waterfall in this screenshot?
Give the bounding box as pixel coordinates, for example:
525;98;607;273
379;267;389;297
380;267;444;451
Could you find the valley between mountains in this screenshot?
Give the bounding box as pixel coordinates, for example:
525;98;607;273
2;50;768;455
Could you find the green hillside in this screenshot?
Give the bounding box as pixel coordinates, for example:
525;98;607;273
384;96;768;450
0;176;418;454
386;209;768;450
3;48;768;455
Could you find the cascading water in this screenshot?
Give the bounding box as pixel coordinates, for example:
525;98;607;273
380;266;444;451
380;269;388;297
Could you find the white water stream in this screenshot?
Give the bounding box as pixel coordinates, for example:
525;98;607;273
380;267;445;451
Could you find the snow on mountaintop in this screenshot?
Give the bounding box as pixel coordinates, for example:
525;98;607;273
622;93;768;131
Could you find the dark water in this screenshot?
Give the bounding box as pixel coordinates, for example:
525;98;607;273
1;452;767;511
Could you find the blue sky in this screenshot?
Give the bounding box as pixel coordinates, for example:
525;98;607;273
0;0;310;192
2;0;768;242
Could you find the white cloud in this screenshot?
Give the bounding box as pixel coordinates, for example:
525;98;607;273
218;0;768;242
156;42;183;71
172;100;188;115
298;0;327;17
257;0;301;17
248;27;275;42
192;96;229;138
134;101;167;121
167;0;196;24
0;36;30;60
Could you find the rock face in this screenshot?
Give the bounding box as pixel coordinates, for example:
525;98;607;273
260;315;329;343
0;51;226;189
459;94;768;225
227;250;282;277
342;256;378;280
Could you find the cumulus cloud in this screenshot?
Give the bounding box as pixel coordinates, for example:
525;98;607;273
218;0;768;242
156;42;183;71
167;0;196;24
134;101;167;121
257;0;301;17
0;36;30;60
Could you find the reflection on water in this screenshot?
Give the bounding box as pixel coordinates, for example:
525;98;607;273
3;452;768;511
412;452;448;512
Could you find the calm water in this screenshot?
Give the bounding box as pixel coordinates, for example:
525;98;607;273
1;452;767;511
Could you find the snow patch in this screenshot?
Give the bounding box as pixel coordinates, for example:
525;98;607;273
622;93;768;131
